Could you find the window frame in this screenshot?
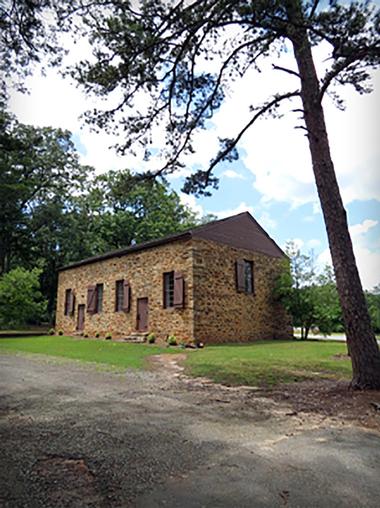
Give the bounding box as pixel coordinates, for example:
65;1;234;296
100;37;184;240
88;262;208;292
163;271;175;309
95;283;104;313
243;259;254;294
115;279;124;312
64;288;72;316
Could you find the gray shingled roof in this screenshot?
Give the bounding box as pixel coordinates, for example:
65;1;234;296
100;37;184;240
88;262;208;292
58;212;285;272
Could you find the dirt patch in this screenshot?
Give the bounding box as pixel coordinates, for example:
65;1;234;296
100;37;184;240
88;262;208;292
32;456;100;505
261;379;380;432
332;353;350;360
148;353;187;378
151;354;380;432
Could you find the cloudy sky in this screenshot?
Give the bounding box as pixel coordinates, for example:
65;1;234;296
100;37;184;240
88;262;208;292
8;22;380;290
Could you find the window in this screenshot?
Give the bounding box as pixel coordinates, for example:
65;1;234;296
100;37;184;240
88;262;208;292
96;284;104;313
87;284;104;314
64;289;71;316
236;259;254;294
115;279;131;312
163;271;185;309
115;280;124;311
244;261;253;294
163;272;174;308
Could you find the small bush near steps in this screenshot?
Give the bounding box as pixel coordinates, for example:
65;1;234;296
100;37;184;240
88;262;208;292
167;335;178;346
147;333;156;344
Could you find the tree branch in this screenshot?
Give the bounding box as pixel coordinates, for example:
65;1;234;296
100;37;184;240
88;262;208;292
272;64;300;78
203;90;300;183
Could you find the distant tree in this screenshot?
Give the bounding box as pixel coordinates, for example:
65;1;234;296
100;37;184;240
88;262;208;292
0;267;47;328
0;109;92;274
87;169;199;248
275;242;342;340
366;286;380;334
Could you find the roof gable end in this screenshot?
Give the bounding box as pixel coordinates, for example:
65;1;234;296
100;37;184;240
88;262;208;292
190;212;285;258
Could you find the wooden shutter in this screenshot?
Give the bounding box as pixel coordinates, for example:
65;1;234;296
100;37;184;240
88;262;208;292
122;280;131;312
69;291;76;316
173;272;184;308
87;285;97;314
236;259;245;292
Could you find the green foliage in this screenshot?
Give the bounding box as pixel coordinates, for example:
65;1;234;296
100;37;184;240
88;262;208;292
48;328;55;336
0;111;205;319
147;333;156;344
167;335;178;346
105;333;112;340
0;267;47;328
274;242;342;339
366;287;380;333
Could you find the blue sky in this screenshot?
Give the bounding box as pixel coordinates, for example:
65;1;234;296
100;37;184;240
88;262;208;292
8;11;380;290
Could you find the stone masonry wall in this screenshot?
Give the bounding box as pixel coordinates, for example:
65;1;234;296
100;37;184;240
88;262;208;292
192;238;291;344
56;240;194;341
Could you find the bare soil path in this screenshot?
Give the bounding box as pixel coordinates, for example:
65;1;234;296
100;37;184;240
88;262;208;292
1;353;379;507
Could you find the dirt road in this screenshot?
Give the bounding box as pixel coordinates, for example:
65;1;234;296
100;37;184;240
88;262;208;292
1;354;379;507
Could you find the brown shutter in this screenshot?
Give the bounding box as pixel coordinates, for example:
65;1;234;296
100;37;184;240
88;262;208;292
69;291;76;316
87;285;97;314
173;272;184;308
236;259;245;292
122;280;131;312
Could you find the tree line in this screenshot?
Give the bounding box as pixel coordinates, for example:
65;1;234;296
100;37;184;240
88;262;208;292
275;242;380;340
0;109;205;326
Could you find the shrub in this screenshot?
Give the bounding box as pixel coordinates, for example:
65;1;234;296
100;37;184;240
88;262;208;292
105;333;112;340
0;267;47;328
147;332;156;344
167;335;177;346
84;333;88;338
95;332;100;338
58;329;63;336
48;328;55;335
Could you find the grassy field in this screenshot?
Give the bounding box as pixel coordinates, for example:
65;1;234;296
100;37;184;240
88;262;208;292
0;336;174;370
185;340;352;387
0;336;353;386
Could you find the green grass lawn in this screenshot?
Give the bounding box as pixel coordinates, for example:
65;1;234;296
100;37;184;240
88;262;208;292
185;340;352;387
0;336;353;387
0;335;174;370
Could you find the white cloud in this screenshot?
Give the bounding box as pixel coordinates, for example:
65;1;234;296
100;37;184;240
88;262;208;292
257;211;277;231
212;202;276;231
7;29;380;209
349;219;378;237
179;193;203;218
213;201;254;219
221;169;245;180
318;219;380;290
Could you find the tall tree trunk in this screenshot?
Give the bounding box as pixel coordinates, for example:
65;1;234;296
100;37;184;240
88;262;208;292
285;0;380;389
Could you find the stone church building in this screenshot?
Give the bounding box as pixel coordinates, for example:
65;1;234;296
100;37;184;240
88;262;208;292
56;212;290;343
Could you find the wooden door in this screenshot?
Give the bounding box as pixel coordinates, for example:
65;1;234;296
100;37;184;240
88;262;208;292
136;298;148;332
77;304;85;331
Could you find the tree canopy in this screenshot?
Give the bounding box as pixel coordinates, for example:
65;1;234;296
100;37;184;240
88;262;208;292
65;0;380;194
0;111;201;318
275;242;343;340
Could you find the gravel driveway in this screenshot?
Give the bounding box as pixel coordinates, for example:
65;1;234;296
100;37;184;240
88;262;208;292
1;353;379;507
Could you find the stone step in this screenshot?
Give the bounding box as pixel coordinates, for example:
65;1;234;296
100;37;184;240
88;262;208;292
122;332;149;343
